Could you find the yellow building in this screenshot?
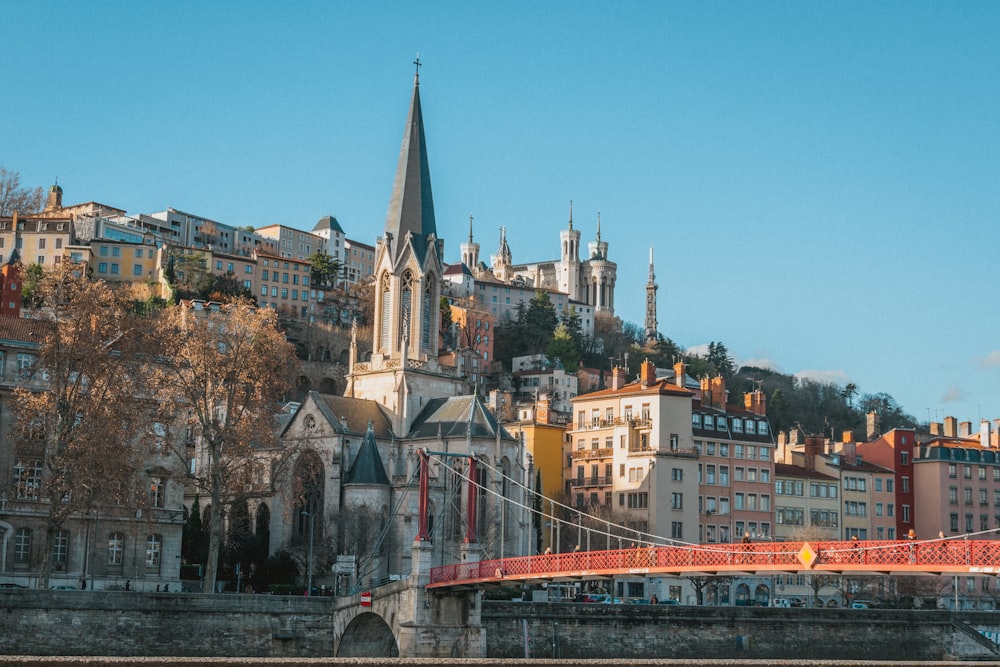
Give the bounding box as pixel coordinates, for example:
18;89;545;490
0;213;73;268
505;395;567;552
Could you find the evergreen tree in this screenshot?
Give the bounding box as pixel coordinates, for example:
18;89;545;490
546;322;580;370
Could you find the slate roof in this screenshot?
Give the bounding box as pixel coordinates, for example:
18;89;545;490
312;391;395;438
344;421;391;486
408;395;513;441
313;215;344;234
384;76;436;263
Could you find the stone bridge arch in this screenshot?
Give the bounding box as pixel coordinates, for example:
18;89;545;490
329;543;484;657
337;612;398;657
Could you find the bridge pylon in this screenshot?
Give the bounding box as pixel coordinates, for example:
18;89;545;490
396;538;485;657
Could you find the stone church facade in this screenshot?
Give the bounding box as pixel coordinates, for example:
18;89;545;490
267;71;527;587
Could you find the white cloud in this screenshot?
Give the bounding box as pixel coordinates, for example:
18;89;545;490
739;357;783;373
684;343;710;357
975;351;1000;369
941;386;966;404
794;369;851;386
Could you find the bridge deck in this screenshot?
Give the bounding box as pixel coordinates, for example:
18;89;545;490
428;539;1000;589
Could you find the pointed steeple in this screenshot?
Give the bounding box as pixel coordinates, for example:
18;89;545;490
384;66;436;262
345;420;390;486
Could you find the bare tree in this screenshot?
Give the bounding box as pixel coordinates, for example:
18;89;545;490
0;167;43;216
11;263;149;589
147;298;297;593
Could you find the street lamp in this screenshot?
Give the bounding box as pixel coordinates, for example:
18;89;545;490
301;510;314;595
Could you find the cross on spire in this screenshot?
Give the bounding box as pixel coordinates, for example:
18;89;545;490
413;54;422;84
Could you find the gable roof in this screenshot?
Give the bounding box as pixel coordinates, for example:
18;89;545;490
311;391;395;438
408;395;513;441
0;316;49;346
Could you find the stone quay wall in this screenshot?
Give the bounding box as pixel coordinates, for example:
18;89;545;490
2;590;1000;661
482;602;1000;661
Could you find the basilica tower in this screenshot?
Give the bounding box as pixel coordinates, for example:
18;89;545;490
558;201;581;297
645;246;658;343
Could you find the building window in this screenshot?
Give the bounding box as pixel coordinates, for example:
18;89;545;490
52;529;69;568
98;262;108;273
108;532;125;565
145;534;162;567
110;263;119;274
627;492;648;509
671;493;683;510
14;528;31;564
13;459;43;500
133;264;143;276
149;478;165;508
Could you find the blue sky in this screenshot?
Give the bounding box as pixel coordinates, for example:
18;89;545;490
4;2;999;428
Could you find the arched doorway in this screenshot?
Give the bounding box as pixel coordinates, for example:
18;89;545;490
735;582;751;606
754;583;770;607
337;612;399;657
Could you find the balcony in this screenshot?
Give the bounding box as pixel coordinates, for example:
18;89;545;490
571;447;614;461
568;476;612;488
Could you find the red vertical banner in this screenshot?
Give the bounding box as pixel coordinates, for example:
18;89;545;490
465;457;477;544
416;449;431;542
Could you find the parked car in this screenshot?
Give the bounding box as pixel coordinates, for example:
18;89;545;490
850;602;870;609
0;583;26;589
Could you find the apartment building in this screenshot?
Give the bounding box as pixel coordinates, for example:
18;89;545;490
343;238;375;287
0;213;73;268
564;361;700;542
693;375;775;544
256;252;314;319
256;224;324;261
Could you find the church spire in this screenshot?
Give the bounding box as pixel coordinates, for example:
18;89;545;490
384;61;436;262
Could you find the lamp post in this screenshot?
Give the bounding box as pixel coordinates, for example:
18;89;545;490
301;510;314;595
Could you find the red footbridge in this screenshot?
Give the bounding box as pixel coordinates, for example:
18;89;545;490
428;539;1000;590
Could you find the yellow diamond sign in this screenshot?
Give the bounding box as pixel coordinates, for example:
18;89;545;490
798;542;817;569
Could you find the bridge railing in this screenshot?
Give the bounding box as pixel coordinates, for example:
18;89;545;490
428;539;1000;587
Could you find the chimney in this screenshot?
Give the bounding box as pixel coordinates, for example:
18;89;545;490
980;420;992;449
640;359;656;388
842;440;857;465
842;430;854;444
788;426;803;446
804;435;823;471
944;416;957;438
537;394;551;425
709;376;726;410
611;367;624;390
866;411;880;441
744;390;767;416
673;360;687;388
930;422;942;436
959;421;972;438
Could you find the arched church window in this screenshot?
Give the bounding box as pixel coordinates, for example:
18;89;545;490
379;273;391;352
400;271;413;347
421;278;434;350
